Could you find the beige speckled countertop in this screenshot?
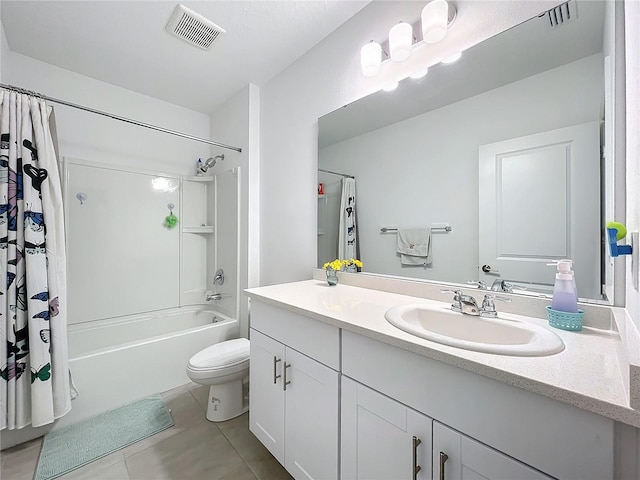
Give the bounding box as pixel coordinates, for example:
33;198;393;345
246;279;640;428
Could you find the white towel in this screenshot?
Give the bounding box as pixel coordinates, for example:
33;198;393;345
397;228;432;266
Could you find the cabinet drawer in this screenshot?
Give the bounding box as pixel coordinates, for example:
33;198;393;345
250;300;340;370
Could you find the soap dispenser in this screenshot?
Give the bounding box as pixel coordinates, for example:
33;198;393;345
550;259;578;313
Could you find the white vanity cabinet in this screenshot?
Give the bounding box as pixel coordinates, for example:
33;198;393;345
432;422;551;480
341;377;432;480
249;301;340;480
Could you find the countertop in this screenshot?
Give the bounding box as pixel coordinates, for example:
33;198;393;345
246;279;640;428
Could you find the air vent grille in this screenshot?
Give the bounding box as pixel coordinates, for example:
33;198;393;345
165;4;225;50
543;1;577;28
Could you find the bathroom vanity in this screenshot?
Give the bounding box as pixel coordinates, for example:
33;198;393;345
246;276;640;480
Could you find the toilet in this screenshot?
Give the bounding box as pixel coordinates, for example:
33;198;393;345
186;338;250;422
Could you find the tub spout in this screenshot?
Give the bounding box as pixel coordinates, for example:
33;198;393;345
207;292;222;301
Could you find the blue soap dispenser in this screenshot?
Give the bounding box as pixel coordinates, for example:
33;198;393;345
550;259;578;313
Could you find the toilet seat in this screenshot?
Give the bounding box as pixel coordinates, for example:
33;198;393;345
187;338;250;380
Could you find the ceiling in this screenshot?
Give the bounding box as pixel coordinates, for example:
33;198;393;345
1;1;370;113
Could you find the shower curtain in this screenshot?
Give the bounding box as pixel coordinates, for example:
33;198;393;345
0;91;71;429
338;177;358;260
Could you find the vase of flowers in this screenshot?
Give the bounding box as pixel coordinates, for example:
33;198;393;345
343;258;363;273
323;258;363;285
323;259;343;286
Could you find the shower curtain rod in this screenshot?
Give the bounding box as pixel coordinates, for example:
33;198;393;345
318;168;355;179
0;83;242;153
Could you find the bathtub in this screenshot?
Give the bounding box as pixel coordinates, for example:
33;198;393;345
58;306;239;429
1;306;239;448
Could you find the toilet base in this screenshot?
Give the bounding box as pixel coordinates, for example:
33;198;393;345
205;378;248;422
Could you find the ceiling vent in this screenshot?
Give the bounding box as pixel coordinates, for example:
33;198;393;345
542;1;578;28
165;4;225;50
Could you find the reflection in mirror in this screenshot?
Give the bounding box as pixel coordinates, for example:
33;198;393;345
318;1;618;304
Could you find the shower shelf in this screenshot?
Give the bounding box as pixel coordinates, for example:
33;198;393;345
182;226;214;234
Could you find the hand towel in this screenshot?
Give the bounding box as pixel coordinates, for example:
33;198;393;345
397;228;432;266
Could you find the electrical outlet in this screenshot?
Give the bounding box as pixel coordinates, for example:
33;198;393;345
632;231;639;290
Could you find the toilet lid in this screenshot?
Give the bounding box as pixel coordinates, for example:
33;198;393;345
189;338;250;370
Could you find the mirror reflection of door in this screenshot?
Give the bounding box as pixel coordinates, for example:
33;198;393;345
478;122;601;298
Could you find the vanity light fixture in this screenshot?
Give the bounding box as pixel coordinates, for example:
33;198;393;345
441;51;462;64
422;0;457;44
359;0;457;78
389;22;413;61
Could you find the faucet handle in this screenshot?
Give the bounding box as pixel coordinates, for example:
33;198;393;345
467;280;487;289
440;289;462;311
480;294;511;317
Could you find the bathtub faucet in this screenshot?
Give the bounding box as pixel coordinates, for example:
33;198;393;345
207;292;222;301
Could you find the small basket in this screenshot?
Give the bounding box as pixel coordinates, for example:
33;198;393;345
546;306;584;331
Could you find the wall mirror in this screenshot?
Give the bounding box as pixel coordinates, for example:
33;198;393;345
318;0;619;304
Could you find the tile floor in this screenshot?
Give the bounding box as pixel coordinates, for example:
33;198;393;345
1;383;293;480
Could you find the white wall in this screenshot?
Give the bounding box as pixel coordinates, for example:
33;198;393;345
319;55;602;286
3;50;210;174
260;0;562;286
625;0;640;329
209;84;260;337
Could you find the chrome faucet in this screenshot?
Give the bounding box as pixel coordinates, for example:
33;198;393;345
490;279;525;293
441;289;480;316
441;290;511;317
206;292;222;301
467;280;487;289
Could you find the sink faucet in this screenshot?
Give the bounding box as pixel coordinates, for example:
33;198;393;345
441;289;480;316
441;290;511;317
490;279;526;293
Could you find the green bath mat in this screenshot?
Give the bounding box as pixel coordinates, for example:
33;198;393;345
35;395;174;480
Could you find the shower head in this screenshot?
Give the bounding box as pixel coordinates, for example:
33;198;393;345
198;154;224;173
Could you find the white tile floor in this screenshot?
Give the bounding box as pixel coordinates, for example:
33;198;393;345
1;383;293;480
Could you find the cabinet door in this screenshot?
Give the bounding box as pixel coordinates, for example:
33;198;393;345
249;329;286;464
342;377;432;480
284;347;340;480
433;422;552;480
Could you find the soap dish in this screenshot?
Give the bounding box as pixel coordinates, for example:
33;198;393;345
546;306;584;331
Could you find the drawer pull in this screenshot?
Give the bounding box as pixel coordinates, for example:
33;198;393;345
439;451;448;480
273;357;281;384
283;362;291;391
412;436;422;480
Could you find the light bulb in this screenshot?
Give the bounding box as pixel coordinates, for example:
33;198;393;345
422;0;449;44
389;22;413;62
382;81;399;92
361;41;382;77
410;67;429;79
441;51;462;64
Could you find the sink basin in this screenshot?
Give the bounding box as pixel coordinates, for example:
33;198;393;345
384;303;564;356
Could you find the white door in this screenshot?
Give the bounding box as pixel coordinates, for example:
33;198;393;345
249;329;286;464
284;348;339;480
342;377;432;480
433;422;552;480
478;122;600;298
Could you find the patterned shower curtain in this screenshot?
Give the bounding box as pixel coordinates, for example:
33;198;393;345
338;177;358;260
0;91;70;429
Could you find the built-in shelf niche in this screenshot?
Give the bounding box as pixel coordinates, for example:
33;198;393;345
181;175;215;305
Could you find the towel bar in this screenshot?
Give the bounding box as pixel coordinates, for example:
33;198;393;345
380;225;452;233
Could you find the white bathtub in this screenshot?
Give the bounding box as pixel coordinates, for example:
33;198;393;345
0;306;239;449
62;306;239;428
